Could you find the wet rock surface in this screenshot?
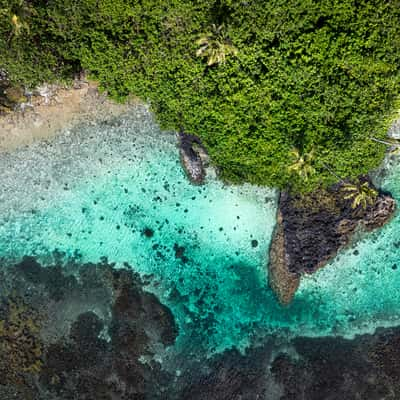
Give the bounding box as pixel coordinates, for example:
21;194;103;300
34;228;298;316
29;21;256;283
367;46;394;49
268;210;300;305
178;131;208;185
268;178;396;304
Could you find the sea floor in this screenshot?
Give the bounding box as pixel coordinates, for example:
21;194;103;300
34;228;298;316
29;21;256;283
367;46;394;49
2;105;400;351
1;104;400;398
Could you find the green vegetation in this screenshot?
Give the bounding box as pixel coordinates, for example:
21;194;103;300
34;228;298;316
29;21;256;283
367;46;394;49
288;148;316;181
1;0;400;191
342;181;378;210
370;136;400;155
196;24;238;66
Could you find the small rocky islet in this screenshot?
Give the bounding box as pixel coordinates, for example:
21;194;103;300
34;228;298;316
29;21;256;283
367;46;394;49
269;178;396;305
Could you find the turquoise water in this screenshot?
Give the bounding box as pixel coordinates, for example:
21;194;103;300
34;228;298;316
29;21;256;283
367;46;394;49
1;105;400;355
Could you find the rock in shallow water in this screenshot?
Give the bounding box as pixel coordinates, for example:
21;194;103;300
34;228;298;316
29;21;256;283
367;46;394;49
178;131;208;185
268;210;300;305
269;179;396;305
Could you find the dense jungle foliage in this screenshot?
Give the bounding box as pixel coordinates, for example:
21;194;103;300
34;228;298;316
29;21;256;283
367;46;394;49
1;0;400;191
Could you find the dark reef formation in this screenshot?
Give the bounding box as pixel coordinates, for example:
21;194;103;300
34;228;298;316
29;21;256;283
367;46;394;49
177;346;276;400
173;326;400;400
269;178;396;304
270;327;400;400
0;256;178;400
2;256;400;399
178;131;209;185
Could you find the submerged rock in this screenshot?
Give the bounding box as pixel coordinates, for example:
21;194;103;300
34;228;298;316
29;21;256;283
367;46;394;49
176;325;400;400
0;256;178;399
178;131;208;185
270;326;400;400
268;179;396;305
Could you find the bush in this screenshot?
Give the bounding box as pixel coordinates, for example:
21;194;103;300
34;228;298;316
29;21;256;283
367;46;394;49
1;0;399;191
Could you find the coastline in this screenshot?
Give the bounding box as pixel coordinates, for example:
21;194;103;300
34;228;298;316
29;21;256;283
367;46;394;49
0;81;136;152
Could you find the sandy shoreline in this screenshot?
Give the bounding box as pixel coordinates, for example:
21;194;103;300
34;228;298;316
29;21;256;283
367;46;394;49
0;81;136;152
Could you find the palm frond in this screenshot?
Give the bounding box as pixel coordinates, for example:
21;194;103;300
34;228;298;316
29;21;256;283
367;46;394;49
341;181;377;210
196;24;237;66
288;148;315;181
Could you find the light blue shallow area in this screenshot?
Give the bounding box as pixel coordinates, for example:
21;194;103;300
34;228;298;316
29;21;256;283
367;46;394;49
1;105;400;354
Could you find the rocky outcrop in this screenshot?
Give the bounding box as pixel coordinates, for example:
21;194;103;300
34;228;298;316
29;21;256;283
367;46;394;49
268;209;300;305
268;178;396;305
179;131;208;184
0;70;27;114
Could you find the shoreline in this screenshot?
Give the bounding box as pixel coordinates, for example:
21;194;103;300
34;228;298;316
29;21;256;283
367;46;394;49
0;80;136;152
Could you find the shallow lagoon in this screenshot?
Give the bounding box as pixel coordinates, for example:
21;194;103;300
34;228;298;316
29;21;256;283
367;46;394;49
1;105;400;355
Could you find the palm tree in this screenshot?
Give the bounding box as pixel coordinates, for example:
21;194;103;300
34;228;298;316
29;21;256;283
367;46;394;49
11;14;26;37
341;181;378;210
196;24;238;66
288;148;316;181
2;0;35;40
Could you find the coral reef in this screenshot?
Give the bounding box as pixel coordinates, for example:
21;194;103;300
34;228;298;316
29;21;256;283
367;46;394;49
271;328;400;400
0;256;178;400
3;256;400;399
0;296;43;385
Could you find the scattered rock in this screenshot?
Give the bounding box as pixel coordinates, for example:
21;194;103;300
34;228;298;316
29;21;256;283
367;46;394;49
143;227;154;237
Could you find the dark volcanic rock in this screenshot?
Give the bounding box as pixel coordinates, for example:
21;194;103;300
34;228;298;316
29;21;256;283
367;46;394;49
178;131;208;185
268;178;395;304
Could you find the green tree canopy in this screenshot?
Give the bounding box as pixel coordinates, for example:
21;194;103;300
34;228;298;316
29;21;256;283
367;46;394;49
1;0;400;191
